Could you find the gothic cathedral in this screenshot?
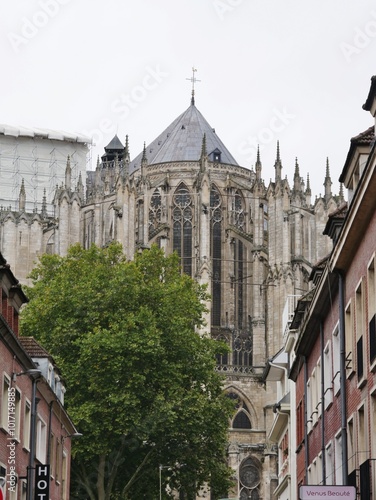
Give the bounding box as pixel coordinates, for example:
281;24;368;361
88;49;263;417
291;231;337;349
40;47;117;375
0;92;342;499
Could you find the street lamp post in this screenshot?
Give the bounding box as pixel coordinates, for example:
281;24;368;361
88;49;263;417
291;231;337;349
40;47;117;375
159;465;173;500
159;463;186;500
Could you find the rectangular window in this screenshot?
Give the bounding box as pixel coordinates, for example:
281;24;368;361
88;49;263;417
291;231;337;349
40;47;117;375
356;281;365;385
345;301;354;377
62;451;68;500
357;336;364;380
335;432;342;485
23;400;31;450
370;314;376;366
307;379;312;433
317;453;323;485
360;460;371;500
36;417;47;463
317;359;322;418
56;440;62;483
325;442;334;485
296;399;304;446
332;327;341;394
20;479;27;500
13;389;21;442
347;417;355;473
324;341;333;408
371;389;376;496
358;405;367;465
50;434;56;478
368;257;376;367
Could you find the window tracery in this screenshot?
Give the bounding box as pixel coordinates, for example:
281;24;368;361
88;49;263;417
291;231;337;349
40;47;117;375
148;189;162;238
172;183;193;276
232;189;245;230
211;185;222;326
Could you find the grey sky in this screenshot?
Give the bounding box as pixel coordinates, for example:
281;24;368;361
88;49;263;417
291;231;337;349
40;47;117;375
1;0;375;197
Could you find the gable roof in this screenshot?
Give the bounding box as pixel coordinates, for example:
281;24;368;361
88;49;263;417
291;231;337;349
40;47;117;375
129;102;239;173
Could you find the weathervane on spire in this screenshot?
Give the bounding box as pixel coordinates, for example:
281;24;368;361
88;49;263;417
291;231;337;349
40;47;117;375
186;67;201;105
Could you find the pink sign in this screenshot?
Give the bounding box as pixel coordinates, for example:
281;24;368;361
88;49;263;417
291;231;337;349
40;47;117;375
300;486;356;499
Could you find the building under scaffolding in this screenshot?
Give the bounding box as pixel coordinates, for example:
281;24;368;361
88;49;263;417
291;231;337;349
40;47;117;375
0;124;91;215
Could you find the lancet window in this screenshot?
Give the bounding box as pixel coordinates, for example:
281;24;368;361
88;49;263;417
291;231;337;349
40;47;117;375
210;185;222;326
232;189;245;231
228;392;252;429
148;189;162;239
172;183;193;276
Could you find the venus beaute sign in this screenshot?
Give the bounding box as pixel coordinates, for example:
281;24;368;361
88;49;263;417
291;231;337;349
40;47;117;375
299;486;356;499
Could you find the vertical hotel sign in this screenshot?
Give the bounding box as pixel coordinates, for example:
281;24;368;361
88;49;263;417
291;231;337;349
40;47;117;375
300;486;356;499
34;464;50;499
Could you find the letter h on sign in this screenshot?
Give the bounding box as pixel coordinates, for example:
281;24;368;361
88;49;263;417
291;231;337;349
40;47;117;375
34;464;50;499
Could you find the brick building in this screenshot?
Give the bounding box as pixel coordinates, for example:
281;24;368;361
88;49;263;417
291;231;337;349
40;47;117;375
0;253;77;500
287;75;376;498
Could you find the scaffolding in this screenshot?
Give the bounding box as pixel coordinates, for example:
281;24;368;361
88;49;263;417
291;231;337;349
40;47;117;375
0;127;91;215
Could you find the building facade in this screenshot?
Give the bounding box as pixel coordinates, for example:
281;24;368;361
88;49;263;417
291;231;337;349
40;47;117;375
0;252;77;500
0;93;344;499
285;75;376;499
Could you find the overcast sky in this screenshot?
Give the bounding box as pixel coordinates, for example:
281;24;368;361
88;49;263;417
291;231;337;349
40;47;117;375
1;0;375;197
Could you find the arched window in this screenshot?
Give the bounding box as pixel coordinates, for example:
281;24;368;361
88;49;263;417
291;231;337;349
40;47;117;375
172;183;193;276
233;238;245;329
228;392;252;429
136;200;144;244
210;185;222;326
232;189;245;230
149;189;162;239
232;330;253;368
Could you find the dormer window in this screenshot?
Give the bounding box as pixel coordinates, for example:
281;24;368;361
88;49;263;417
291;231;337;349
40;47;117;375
209;148;222;163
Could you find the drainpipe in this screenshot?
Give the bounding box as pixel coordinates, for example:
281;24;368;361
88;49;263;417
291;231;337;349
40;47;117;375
320;322;326;484
303;356;309;482
338;271;348;484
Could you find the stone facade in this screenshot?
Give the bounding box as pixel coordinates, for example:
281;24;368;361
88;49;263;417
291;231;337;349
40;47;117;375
0;98;343;499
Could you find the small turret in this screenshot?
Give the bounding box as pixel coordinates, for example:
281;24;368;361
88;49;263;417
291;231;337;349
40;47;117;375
324;157;332;202
200;134;208;172
41;189;48;218
255;145;262;181
65;155;71;191
305;173;312;206
19;178;26;212
141;142;148;178
293;158;301;192
274;141;282;182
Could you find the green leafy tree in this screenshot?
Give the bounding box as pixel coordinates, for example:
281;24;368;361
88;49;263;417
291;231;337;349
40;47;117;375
21;243;234;499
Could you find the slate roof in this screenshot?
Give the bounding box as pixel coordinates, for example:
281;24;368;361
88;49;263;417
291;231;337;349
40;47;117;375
129;102;239;173
104;134;124;151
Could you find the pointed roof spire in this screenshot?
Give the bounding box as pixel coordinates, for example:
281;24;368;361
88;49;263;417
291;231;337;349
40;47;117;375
324;157;332;201
200;133;207;159
274;141;282;182
123;134;130;162
41;188;48;217
19;178;26;212
294;157;301;192
65;155;71;190
306;173;311;195
255;145;262;180
339;182;344;202
141;142;147;164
